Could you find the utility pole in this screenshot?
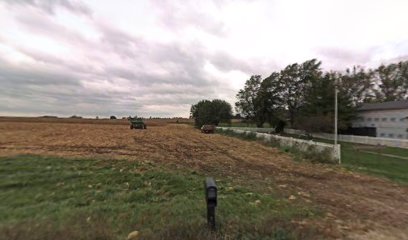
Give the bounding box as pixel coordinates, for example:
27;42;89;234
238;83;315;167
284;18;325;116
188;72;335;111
334;86;338;146
334;82;340;164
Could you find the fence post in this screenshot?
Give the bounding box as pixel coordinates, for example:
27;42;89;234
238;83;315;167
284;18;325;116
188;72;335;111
336;144;341;164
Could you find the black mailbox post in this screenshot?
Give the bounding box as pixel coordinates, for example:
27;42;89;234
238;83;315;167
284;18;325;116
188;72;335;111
204;177;217;229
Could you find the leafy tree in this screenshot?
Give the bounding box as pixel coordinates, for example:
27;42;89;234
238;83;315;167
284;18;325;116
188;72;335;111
191;99;232;127
340;66;374;105
373;61;408;101
278;59;322;126
259;71;284;126
211;99;234;125
235;75;264;127
235;73;286;127
234;113;242;119
234;59;408;133
299;72;356;132
191;100;212;127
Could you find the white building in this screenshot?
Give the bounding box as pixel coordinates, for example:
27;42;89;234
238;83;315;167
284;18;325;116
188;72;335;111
352;100;408;139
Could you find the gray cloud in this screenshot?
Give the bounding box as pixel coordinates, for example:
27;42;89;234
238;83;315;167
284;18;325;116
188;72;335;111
15;12;91;49
98;24;147;59
97;23;218;88
3;0;91;15
317;47;374;68
209;52;263;73
0;8;226;117
0;60;79;87
152;0;226;36
316;47;374;70
3;0;405;117
316;43;408;70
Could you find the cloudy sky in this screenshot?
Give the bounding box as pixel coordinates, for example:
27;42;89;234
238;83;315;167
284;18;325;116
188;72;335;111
1;0;407;117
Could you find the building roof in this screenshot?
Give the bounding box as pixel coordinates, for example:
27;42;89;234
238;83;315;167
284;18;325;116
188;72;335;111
359;100;408;111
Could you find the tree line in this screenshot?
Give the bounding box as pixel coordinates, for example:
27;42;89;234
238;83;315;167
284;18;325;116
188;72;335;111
235;59;408;132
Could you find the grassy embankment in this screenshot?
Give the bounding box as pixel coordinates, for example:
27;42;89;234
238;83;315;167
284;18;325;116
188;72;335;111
0;155;321;240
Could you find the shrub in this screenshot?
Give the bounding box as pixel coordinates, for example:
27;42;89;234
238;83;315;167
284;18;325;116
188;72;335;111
275;120;286;134
300;145;335;164
191;99;232;128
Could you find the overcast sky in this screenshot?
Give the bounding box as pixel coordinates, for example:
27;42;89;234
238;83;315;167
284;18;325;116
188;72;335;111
1;0;407;117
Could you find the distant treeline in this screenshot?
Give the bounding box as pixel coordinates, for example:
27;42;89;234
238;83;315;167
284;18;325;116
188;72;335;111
235;59;408;132
37;115;191;120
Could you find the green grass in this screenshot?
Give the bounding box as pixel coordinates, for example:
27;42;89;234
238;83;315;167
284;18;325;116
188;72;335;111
216;129;336;164
218;122;273;128
377;146;408;158
218;128;408;184
338;142;408;184
216;128;259;141
0;155;322;240
290;136;408;184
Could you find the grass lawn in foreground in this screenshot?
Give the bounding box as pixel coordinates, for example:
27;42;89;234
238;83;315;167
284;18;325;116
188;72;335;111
0;155;320;240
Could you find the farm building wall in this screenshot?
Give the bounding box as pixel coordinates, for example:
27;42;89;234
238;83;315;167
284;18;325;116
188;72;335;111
352;109;408;139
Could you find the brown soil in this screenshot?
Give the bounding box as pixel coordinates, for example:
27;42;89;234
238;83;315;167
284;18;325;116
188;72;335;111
0;121;407;239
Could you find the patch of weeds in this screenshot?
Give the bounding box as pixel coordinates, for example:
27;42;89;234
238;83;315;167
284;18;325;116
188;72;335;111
0;213;115;240
303;147;336;164
0;155;324;240
217;128;258;141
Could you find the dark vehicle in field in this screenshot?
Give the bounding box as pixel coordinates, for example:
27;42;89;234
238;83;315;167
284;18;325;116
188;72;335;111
129;118;147;129
201;124;215;134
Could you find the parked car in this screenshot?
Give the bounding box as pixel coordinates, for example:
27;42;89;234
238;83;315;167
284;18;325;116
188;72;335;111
201;125;215;134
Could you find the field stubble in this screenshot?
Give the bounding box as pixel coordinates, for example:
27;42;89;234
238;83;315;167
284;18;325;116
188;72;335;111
1;120;408;239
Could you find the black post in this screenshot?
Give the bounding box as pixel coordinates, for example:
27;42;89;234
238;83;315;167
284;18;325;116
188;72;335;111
207;205;215;228
204;177;217;230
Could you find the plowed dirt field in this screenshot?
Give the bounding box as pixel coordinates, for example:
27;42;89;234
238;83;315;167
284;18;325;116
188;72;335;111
1;121;407;239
